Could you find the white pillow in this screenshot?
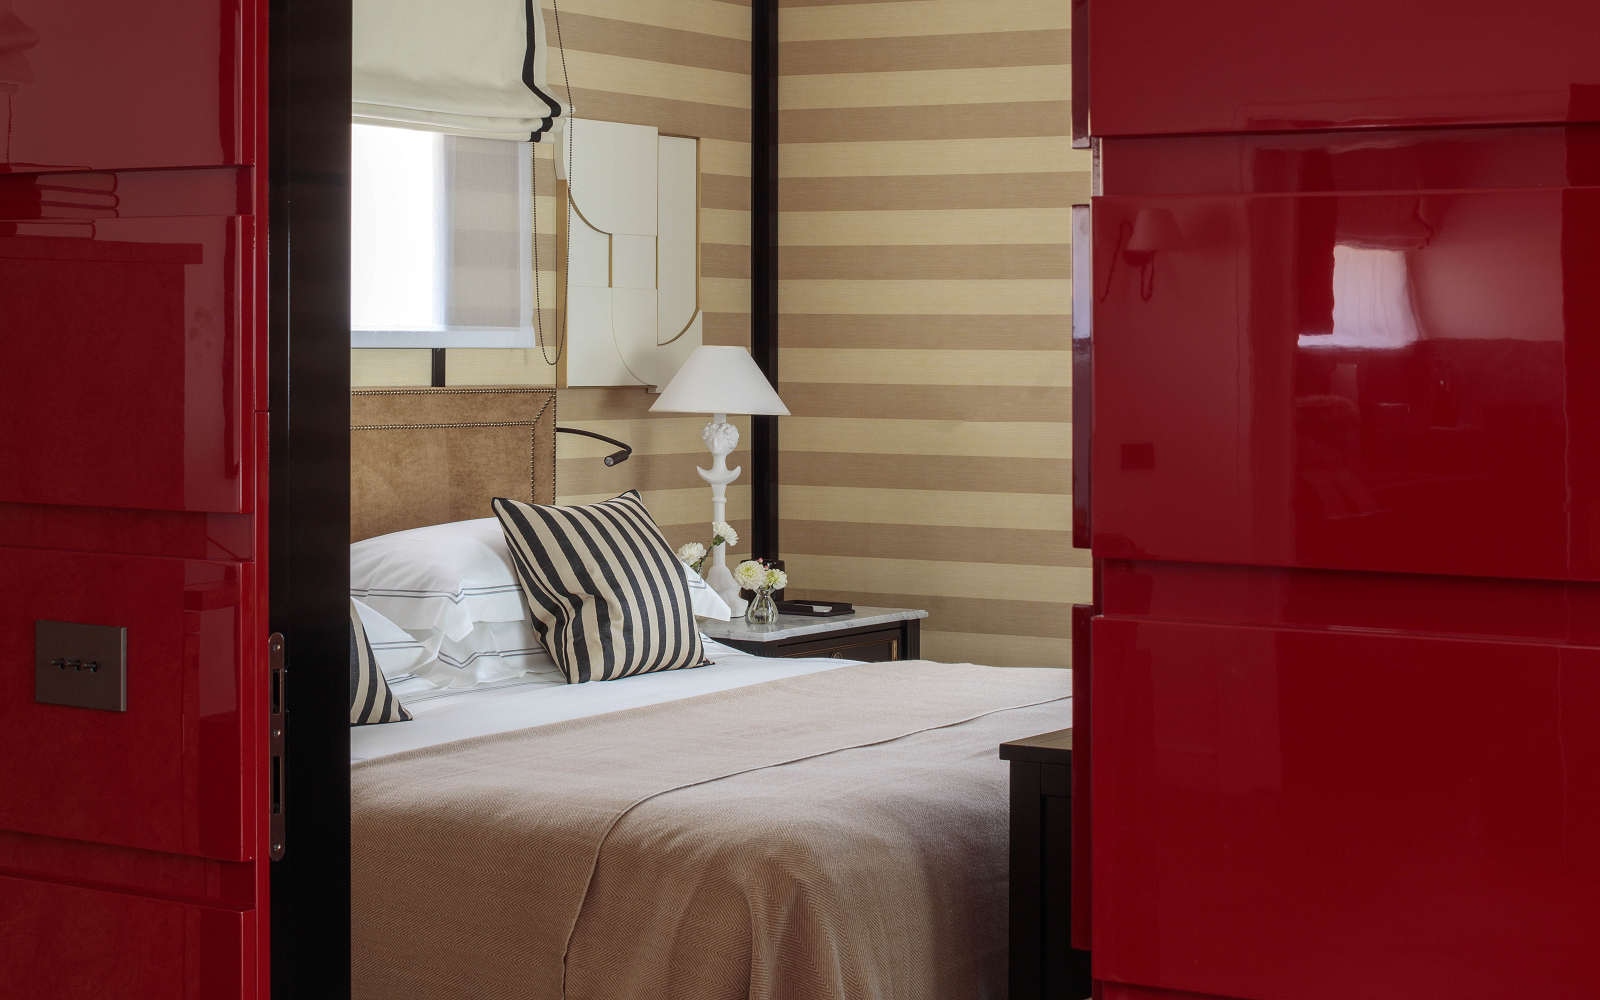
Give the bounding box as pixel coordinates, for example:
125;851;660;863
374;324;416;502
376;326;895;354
350;599;432;680
685;568;732;621
411;617;563;689
351;518;527;640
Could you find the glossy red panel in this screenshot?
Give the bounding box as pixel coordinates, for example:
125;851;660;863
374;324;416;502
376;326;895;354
1099;988;1240;1000
0;503;254;562
0;166;252;220
0;548;248;861
0;874;250;999
1092;164;1600;582
0;175;252;512
1102;125;1600;197
1088;0;1600;136
0;1;254;172
1092;617;1600;999
1103;560;1600;648
0;829;254;907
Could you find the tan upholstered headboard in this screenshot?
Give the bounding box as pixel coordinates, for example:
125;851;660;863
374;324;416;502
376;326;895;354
350;387;557;542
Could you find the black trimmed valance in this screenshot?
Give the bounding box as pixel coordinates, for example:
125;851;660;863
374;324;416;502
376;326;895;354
353;0;570;142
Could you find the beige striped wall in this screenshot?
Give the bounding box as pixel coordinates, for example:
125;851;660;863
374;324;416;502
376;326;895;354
351;0;756;562
351;0;1092;666
775;0;1092;667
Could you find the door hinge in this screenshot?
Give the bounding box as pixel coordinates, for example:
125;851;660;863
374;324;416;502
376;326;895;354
268;632;287;861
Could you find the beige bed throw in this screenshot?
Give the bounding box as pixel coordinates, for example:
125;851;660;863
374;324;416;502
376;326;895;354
353;660;1071;1000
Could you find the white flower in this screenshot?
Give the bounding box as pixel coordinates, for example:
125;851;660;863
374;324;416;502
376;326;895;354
711;521;738;548
676;541;706;567
732;559;765;590
763;567;788;591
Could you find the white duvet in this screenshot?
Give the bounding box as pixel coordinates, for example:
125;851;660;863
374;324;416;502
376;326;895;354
350;638;855;761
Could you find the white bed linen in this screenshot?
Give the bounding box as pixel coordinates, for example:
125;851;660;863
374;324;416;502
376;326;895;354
351;638;857;761
351;517;527;641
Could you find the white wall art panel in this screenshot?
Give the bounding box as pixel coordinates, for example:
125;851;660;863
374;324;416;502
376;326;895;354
612;287;660;386
612;235;656;290
567;119;657;236
563;121;699;388
657;311;703;388
568;211;611;289
566;286;634;386
656;134;702;387
657;135;699;339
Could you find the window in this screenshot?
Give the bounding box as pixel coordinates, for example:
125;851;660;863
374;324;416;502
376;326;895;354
350;124;535;347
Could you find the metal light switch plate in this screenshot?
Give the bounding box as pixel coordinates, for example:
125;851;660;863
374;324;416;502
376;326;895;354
35;620;127;712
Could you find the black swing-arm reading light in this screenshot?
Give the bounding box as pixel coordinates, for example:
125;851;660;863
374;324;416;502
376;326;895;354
555;427;633;466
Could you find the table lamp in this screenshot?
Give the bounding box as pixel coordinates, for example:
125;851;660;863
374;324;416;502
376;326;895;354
650;346;789;612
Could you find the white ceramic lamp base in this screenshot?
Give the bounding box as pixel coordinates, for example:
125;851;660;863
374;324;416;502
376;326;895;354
697;413;748;615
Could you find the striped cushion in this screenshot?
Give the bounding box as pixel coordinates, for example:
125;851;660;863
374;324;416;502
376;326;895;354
351;599;412;725
493;492;709;683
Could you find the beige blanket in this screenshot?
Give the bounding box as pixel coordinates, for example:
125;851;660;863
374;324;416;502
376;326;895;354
353;661;1071;1000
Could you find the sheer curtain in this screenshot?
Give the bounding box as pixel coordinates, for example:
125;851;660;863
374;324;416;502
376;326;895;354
351;124;535;348
1299;245;1422;351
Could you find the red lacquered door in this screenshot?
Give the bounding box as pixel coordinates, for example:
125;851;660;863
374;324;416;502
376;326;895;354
1084;4;1600;999
0;2;273;996
1089;126;1600;999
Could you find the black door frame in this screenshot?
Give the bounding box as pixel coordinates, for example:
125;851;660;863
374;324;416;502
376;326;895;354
750;0;780;561
268;0;353;995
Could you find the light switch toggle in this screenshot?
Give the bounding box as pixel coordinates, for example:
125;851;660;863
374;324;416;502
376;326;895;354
36;621;126;712
50;658;100;672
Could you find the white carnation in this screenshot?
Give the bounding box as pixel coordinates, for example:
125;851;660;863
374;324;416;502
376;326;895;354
676;541;706;567
763;567;788;591
712;520;738;548
732;559;765;590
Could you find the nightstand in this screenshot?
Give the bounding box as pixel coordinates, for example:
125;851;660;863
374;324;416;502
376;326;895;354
698;606;927;662
1000;729;1091;1000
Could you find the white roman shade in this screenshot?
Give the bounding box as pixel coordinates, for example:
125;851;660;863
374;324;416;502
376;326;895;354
353;0;570;142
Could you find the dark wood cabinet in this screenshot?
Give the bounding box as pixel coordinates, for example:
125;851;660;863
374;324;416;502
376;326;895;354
1001;729;1091;1000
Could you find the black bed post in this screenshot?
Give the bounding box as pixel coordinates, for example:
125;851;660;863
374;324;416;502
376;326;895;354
268;0;353;994
750;0;780;563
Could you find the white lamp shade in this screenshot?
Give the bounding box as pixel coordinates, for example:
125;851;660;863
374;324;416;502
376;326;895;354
649;345;790;416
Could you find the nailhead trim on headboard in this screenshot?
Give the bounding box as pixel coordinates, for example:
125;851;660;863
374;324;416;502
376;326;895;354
351;387;557;507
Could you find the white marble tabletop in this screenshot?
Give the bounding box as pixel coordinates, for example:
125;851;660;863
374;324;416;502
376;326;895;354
698;606;927;643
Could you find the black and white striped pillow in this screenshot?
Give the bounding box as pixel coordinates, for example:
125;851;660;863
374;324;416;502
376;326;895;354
351;599;412;725
492;492;709;683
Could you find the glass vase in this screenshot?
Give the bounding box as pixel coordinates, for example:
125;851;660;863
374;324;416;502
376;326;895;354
745;587;778;625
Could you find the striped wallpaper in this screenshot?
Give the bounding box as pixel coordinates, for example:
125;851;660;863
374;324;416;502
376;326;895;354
351;0;757;564
775;0;1092;667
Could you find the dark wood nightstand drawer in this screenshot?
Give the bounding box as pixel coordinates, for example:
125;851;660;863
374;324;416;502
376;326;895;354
776;631;901;662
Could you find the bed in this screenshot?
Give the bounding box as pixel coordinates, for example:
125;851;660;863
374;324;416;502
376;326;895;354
346;388;1072;1000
